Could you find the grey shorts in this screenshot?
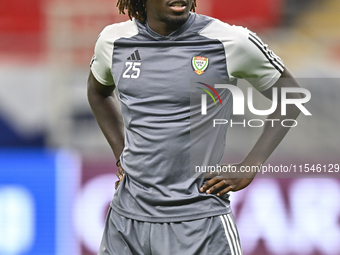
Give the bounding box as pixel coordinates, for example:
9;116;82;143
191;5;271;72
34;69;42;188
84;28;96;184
98;207;242;255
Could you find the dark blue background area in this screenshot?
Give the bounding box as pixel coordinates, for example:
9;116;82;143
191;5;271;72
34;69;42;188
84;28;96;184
0;116;45;147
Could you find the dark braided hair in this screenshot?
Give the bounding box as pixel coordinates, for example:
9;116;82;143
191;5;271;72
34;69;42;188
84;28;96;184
116;0;197;23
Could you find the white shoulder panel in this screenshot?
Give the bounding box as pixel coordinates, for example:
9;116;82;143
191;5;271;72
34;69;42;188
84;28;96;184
90;20;139;86
199;20;284;91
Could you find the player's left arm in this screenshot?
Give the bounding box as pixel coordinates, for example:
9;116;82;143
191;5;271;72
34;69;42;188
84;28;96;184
200;68;302;196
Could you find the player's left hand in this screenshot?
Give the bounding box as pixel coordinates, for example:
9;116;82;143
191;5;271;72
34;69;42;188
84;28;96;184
200;164;255;196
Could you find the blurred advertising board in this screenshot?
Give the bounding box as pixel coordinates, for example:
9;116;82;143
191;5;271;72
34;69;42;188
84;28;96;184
79;160;340;255
1;151;339;255
0;149;80;255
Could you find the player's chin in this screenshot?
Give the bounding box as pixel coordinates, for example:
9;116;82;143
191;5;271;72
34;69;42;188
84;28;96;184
163;13;189;26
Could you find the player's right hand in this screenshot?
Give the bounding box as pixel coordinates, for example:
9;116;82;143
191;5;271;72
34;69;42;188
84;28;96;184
115;161;125;189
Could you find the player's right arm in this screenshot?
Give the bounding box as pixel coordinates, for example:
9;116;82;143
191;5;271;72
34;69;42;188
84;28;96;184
87;71;125;160
87;73;125;187
87;27;125;184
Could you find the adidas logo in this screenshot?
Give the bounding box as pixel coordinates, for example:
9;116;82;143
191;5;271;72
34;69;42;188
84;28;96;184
127;50;141;61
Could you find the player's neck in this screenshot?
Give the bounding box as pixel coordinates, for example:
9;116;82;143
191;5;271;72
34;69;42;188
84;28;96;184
146;16;190;36
147;22;180;36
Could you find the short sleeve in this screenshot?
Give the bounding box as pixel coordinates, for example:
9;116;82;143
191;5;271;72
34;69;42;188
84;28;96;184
227;27;284;91
90;27;115;86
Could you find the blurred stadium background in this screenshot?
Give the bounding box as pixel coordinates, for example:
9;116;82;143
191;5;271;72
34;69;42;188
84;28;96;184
1;0;340;254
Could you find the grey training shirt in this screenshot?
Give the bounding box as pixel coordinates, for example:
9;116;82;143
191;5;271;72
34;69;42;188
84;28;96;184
90;13;284;222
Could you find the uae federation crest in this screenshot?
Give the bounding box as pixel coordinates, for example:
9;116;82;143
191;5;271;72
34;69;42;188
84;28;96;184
192;56;209;75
